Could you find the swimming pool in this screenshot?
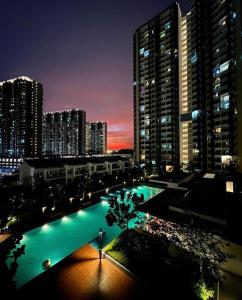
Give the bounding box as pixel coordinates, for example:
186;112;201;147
11;184;163;288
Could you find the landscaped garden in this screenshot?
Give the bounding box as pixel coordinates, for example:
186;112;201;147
104;188;230;300
104;228;199;299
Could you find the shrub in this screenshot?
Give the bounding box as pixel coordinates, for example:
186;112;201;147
195;280;214;300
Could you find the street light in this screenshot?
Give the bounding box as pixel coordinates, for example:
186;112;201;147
99;228;103;259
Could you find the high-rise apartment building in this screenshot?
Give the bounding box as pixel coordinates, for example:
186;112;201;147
43;109;86;156
134;1;242;173
134;3;181;171
190;0;242;172
0;76;43;172
86;121;107;155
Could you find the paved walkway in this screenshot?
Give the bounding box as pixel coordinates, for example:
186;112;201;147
18;244;138;300
220;270;242;300
219;239;242;300
0;233;11;243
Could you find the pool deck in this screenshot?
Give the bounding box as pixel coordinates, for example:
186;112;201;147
18;244;139;300
0;233;11;243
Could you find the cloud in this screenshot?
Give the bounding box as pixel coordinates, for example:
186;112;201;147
108;130;133;150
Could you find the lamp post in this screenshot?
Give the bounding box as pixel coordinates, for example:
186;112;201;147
98;228;103;259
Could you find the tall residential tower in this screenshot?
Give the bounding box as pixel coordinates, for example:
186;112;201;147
0;76;43;172
190;0;242;172
134;1;242;173
134;3;181;171
86;121;107;155
43;109;86;156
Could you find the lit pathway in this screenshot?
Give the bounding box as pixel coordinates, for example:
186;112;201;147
18;244;138;300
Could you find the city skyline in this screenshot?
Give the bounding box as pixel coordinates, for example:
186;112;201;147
0;0;189;150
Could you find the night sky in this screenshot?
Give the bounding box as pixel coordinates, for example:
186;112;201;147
1;0;189;150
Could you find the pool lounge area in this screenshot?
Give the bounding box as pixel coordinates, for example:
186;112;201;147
11;185;163;288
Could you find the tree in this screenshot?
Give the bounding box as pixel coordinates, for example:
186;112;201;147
138;215;231;285
0;234;25;292
105;191;143;231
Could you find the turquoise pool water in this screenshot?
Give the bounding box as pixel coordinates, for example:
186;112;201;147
12;185;163;288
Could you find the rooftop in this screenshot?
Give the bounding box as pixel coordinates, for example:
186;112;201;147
0;76;35;85
24;156;131;168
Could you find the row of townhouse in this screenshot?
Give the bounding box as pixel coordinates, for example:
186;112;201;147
20;156;134;186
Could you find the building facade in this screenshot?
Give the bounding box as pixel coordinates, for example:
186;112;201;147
20;156;133;186
134;1;242;173
43;109;86;156
86;121;107;155
179;12;193;169
0;76;43;173
134;3;181;171
190;0;242;172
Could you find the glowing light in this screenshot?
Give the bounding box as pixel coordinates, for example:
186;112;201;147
62;216;69;222
88;192;92;198
42;207;47;213
101;200;107;206
106;188;109;194
42;224;49;230
69;198;74;204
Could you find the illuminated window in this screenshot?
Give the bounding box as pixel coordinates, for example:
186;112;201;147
140;105;145;112
139;48;145;55
165;22;171;30
161;143;172;150
191;51;198;64
160;116;171;123
144;50;150;57
220;61;230;72
221;93;230;109
192;110;200;119
213;66;220;77
160;31;166;39
221;93;230;102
